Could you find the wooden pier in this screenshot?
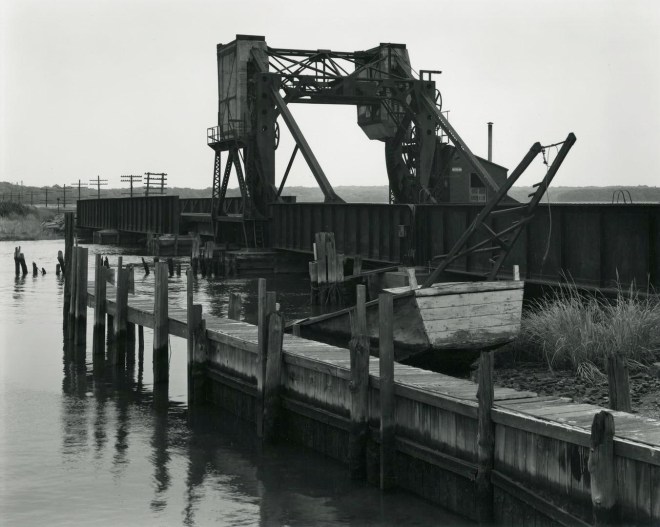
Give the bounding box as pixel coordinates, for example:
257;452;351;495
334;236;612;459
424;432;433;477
62;235;660;524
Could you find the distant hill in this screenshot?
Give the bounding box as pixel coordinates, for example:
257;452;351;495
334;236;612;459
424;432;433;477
0;181;658;205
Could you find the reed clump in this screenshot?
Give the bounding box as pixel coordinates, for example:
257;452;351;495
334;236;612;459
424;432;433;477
0;203;59;240
515;282;660;381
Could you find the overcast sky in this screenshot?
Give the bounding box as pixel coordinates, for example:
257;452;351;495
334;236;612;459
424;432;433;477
2;0;659;193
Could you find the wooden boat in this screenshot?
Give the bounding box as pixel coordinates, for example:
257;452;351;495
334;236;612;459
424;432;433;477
294;280;524;363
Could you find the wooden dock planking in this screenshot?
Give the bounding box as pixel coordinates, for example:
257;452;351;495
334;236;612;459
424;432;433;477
85;278;660;524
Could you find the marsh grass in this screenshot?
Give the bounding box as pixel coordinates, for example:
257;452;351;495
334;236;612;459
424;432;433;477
0;203;59;240
513;281;660;381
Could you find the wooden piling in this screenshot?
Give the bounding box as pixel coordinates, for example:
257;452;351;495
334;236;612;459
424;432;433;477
607;353;632;412
32;262;39;276
127;264;134;294
67;246;78;332
263;311;285;443
74;247;88;345
406;268;418;289
167;257;174;277
588;411;618;525
113;266;129;362
228;292;242;321
18;252;28;276
57;250;65;275
138;324;144;351
476;350;495;524
14;247;20;276
153;261;169;384
56;263;61;276
353;255;362;276
176;262;181;276
309;261;319;304
93;254;107;358
256;280;277;437
379;292;395;490
63;212;74;306
349;284;370;480
187;268;205;406
141;257;150;275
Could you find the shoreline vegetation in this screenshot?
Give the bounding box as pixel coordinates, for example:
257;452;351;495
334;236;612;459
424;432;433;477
0;202;64;241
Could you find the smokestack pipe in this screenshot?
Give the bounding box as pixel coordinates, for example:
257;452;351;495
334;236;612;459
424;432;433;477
487;122;493;162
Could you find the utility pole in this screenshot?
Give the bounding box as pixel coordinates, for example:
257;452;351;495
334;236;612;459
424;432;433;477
70;179;85;201
89;175;108;199
144;172;167;196
43;188;49;208
62;184;67;208
121;174;142;198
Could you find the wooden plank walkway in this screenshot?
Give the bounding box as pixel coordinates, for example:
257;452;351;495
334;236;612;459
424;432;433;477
87;281;660;450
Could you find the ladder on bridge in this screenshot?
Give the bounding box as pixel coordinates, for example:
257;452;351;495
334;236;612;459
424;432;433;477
422;133;576;287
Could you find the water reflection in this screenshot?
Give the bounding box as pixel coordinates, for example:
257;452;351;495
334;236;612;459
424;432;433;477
0;241;467;526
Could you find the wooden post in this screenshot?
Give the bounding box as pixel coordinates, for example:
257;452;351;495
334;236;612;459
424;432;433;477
64;212;74;308
32;262;39;276
228;292;242;320
187;268;205;406
127;264;134;294
292;323;301;337
67;246;78;332
73;247;88;349
607;354;632;412
405;268;418;289
309;261;319;304
14;247;20;276
167;257;174;277
349;284;370;480
113;266;129;362
57;250;65;275
588;411;618;525
256;278;267;437
176;262;181;276
18;252;28;276
141;257;150;275
138;325;144;351
56;263;61;276
153;261;169;384
93;254;107;358
379;292;395;490
336;253;345;282
257;280;276;437
476;350;495;523
353;255;362;276
513;264;520;281
263;311;285;443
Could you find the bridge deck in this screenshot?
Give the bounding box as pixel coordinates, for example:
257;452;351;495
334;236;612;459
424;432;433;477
87;281;660;449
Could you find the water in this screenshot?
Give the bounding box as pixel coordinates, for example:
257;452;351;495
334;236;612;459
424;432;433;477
0;240;470;526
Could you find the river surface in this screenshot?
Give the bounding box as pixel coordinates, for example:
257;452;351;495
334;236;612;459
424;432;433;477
0;240;470;526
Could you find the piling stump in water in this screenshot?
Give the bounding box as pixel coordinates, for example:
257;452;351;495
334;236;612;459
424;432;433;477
153;262;169;384
141;257;150;276
32;262;39;276
349;285;370;480
167;258;174;277
57;250;65;275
